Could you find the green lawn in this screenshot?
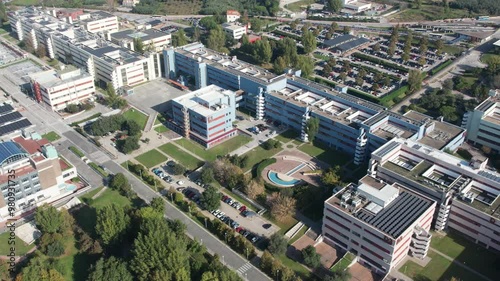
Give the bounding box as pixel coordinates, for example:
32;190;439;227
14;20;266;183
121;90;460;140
135;149;168;168
42;131;61;142
57;236;96;281
285;0;315;12
78;186;104;203
481;53;500;65
154;125;169;133
89;188;132;209
123;108;148;130
274;129;299;144
0;232;34;256
277;254;310;279
400;251;488;281
158;143;204;170
391;5;473;22
430;230;500;280
175;135;252;161
331;252;354;273
154;116;162;125
241;145;283;172
298;141;350;167
442;45;464;56
10;0;39;5
288;225;308;245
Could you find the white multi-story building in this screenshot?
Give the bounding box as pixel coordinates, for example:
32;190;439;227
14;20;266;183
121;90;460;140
222;23;247;40
323;176;436;274
368;138;500;252
28;66;95;111
462;90;500;153
78;11;119;34
0;131;78;222
226;10;241;23
170;85;238;148
122;0;140;7
109;28;171;52
9;7;162;91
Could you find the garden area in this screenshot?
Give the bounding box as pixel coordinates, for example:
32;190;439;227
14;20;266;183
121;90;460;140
430;230;500;281
0;232;34;256
241;144;283;172
42;131;61;142
175;134;252;161
154;124;169;133
298;141;350;167
158;143;204;170
134;149;168;168
122;108;148;130
274;129;299;144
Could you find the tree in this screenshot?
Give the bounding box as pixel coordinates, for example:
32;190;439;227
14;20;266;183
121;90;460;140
273;56;287;74
439;105;459;122
290;20;298;30
201;167;215;184
326;270;352;281
21;37;35;54
17;257;65;281
95;204;130;246
328;0;343;13
302;31;316;54
327;57;337;68
88;257;133;281
200;271;218;281
134;38;144;54
118;136;140;154
65;104;80;113
330;22;338;31
267;233;288;256
322;166;341;186
388;41;396;56
342;26;351;35
268;192;296;222
110;173;128;191
125;120;141;136
241;34;250;46
343;60;351;73
295;55;314;77
193;26;201;42
372;83;380;91
355;76;364;86
305;117;319;142
150;197;165;214
418;56;426;66
35;204;64;234
173;29;188;47
250;18;263;32
415;0;422;9
402;52;410;62
323;64;332;76
36;44;46;58
408;69;423;93
207;26;226;52
339;72;347;82
435;39;444;55
244;180;264;199
373;42;380;52
256;38;272;63
172;163;186;175
0;2;6;25
302;245;321;268
260;251;274;273
358;68;367;78
201;185;220;211
443;78;454;92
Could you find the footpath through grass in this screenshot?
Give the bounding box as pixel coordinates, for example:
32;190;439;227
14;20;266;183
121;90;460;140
89;188;132;209
241;145;283;172
123;108;148;130
135;149;168;168
430;230;500;280
400;250;489;281
175;134;252;161
158;142;204;170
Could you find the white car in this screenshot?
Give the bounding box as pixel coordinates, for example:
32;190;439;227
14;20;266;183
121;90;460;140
177;180;184;185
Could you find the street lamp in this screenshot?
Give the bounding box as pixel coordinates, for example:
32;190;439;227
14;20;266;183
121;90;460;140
276;269;279;281
204;217;207;228
222;255;225;265
224;232;227;243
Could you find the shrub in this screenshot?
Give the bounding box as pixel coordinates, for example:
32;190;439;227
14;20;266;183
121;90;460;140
254;158;277;179
174;192;184;203
46;240;65;257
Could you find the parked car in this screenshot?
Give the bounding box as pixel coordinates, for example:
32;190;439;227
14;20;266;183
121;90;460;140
177;180;184;185
167;161;176;167
263;224;272;229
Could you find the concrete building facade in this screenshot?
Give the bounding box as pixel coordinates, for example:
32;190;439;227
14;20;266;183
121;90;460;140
78;11;119;34
222;23;247;40
28;66;95;111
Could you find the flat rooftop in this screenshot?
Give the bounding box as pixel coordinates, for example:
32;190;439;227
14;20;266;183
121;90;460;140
172;85;234;117
110;29;171;42
418;121;464;150
327;182;433;238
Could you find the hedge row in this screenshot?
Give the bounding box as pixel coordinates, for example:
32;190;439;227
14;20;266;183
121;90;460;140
307;16;378;23
271;29;302;41
88;162;108;177
429;59;452;76
70;113;102;127
69;146;85;158
253;158;277;179
346;88;381;104
352;52;409;73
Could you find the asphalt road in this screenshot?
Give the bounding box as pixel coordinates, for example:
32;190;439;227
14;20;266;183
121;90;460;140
104;160;271;281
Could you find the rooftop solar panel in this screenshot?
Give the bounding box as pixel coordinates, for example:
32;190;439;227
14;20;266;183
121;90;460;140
0;118;32;136
0;104;14;115
0;111;23;125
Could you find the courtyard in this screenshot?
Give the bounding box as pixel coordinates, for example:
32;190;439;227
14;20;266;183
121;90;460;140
125;78;185;115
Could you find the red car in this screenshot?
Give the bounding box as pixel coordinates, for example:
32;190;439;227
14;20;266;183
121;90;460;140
221;195;228;201
235;226;244;233
239;206;247;212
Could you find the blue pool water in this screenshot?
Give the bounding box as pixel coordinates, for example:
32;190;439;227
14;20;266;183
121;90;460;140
268;171;300;187
286;163;306;176
66;184;77;191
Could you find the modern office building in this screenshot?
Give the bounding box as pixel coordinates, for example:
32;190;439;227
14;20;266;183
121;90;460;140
163;43;465;164
340;0;372;13
462;91;500;153
9;7;162;91
367;138;500;252
122;0;141;7
28;66;95;111
109;28;172;52
323;176;436;273
222;23;247;40
170;85;237;148
0;131;78;222
0;104;33;139
78;11;119;34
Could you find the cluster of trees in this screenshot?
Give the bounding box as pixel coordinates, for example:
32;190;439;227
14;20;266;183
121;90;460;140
262;139;282;150
407;69;424;94
321;166;342;187
89;115;140;137
18;37;47;59
267;191;297;222
171;162;187;175
65;103;94;114
209;218;256;259
102;83;128;109
172;29;189;47
326;0;343;13
131;0;168;14
260;251;299;281
240;35;273;64
305;117;319;142
201;185;221;211
109;173;136;199
201;0;279;16
207;158;248;190
0;2;6;25
451;0;500;16
272;38;314;77
126;162;163;187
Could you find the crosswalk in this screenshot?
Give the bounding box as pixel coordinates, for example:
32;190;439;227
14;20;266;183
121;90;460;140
236;262;252;275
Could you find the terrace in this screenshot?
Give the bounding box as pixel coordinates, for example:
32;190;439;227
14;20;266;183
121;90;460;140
418;121;465;150
372;122;416;140
458;187;500;219
382;160;450;192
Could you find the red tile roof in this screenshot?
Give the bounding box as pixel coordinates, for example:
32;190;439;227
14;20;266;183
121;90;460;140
227;10;241;16
12;136;49;155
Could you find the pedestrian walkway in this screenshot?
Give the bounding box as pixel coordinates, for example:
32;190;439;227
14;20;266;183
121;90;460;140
92;186;107;199
144;112;157;132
